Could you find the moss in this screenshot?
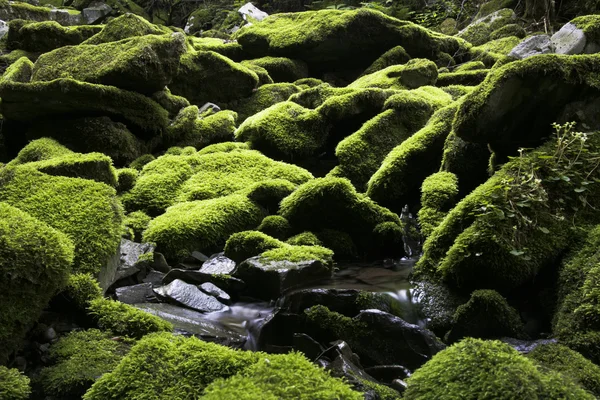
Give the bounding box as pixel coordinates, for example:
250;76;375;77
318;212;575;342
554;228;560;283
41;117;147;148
404;338;593;400
305;305;367;339
129;154;155;170
289;83;351;109
124;210;151;242
286;231;322;246
280;177;401;256
32;33;186;95
7;19;101;52
151;87;190;118
446;289;525;342
241;62;274;86
7;136;71;164
116;168;138;193
554;225;600;363
0;49;39;69
294;77;324;88
457;23;492;46
26;117;143;166
315;229;357;260
436;69;489;86
0;366;30;400
257;215;291;240
455;61;487;72
475;0;516;18
234;9;466;74
418;171;459;237
203;351;362;400
65;273;103;310
572;15;600;46
165;106;237;149
362;45;411;75
197;141;249;155
235;101;328;162
260;245;334;264
0;64;170;136
88;298;173;338
224;230;285;263
349;59;438;90
233;82;301;123
39;329;131;398
143;194;264;260
472;36;520;56
170;50;259;106
0;202;74;363
0;165;123;275
245;179;297;212
242;56;309;83
83;13;170;45
332;88;450;190
528;343;600;397
367;103;458;211
440;131;490;197
490;23;526;40
440;84;475;99
188;36;246;61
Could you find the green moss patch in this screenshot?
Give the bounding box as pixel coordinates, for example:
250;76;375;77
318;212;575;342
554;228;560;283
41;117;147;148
83;13;170;45
0;366;30;400
165;106;237;149
243;56;309;83
7;19;101;52
233;83;301;123
349;59;438;90
418;171;458;237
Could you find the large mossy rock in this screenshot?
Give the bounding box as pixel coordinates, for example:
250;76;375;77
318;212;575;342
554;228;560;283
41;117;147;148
32;33;187;95
453;54;600;153
7;19;101;52
0;57;170;136
234;9;467;75
82;13;171;45
554;224;600;364
403;338;594;399
169;50;259;106
279;177;403;257
0;366;31;400
0;202;74;363
83;332;361;399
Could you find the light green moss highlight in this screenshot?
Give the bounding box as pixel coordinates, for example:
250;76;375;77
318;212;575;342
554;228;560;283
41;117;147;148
280;177;401;256
7;19;101;52
257;215;291;240
32;33;186;95
436;69;489;86
367;103;458;210
261;245;334;264
170;50;259;105
88;298;173;338
349;59;438;90
39;329;131;398
472;36;521;56
243;56;309;83
233;83;301;123
65;273;103;310
166;106;237;149
123;210;152;242
304;305;367;339
0;202;74;363
143;194;263;260
362;45;411;75
7;136;71;164
528;343;600;397
0;366;30;400
418;171;458;237
197;142;250;155
455;61;487;72
404;338;593;400
83;13;170;45
490;24;526;40
224;230;285;263
572;15;600;45
0;166;123;275
188;36;245;61
287;231;322;246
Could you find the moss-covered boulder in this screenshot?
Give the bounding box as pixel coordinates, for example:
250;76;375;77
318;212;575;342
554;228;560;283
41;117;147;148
7;19;101;52
446;289;525;342
0;164;123;276
404;338;594;399
0;57;170;136
554;224;600;364
361;45;411;76
0;202;74;363
417;171;459;238
32;33;186;95
456;8;515;46
83;13;170;45
436;69;489;87
280;177;402;256
170;50;259;106
0;366;31;400
233;82;301;123
453;54;600;151
257;215;291;240
26;116;143;166
367;103;458;211
234;9;466;76
243;56;309;82
331;87;452;191
38;329;131;398
164;106;237;149
83;332;360;399
349;59;438;90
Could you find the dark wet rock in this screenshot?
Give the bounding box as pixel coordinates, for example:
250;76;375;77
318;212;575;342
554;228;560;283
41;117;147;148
142;270;166;287
176;262;203;270
134;303;245;347
508;35;554;59
43;327;57;343
292;333;324;360
154;279;228;313
151;252;171;273
235;257;332;300
391;379;407;394
280;289;364;316
163;268;245;293
199;282;231;304
200;253;236;275
115;283;155;304
500;337;557;354
364;365;410;383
